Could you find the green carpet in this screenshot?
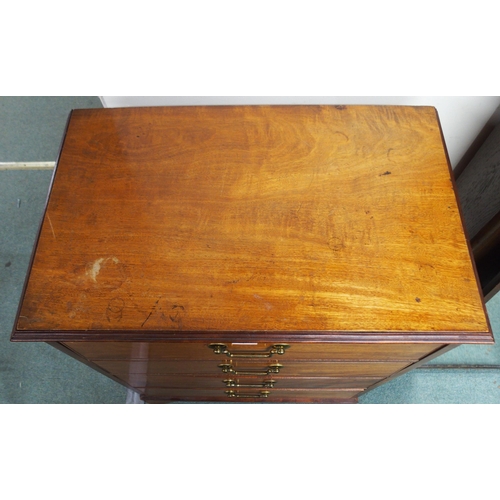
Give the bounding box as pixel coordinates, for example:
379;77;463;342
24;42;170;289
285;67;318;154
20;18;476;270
0;97;127;403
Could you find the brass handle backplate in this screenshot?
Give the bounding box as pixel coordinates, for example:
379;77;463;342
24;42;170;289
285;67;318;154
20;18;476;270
209;343;290;358
225;390;270;399
218;363;283;376
223;379;276;388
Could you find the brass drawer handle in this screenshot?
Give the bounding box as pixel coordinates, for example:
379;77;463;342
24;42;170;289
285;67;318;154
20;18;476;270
225;390;270;399
209;343;290;358
218;363;283;375
224;379;276;388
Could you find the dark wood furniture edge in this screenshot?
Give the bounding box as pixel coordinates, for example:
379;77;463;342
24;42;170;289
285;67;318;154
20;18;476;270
471;210;500;302
453;105;500;180
472;210;500;261
451;106;500;303
485;281;500;303
11;330;495;344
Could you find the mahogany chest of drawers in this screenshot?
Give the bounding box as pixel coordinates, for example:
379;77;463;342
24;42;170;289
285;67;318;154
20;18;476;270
11;105;493;403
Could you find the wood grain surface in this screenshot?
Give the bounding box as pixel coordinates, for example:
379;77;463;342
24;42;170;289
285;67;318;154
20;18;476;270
13;105;491;341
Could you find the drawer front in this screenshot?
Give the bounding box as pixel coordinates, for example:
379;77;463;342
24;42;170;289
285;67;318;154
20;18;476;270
92;359;411;379
63;341;443;362
112;373;382;390
140;387;363;402
64;341;435;402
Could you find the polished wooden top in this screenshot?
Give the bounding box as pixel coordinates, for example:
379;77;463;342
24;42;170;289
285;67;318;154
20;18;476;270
13;105;492;342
